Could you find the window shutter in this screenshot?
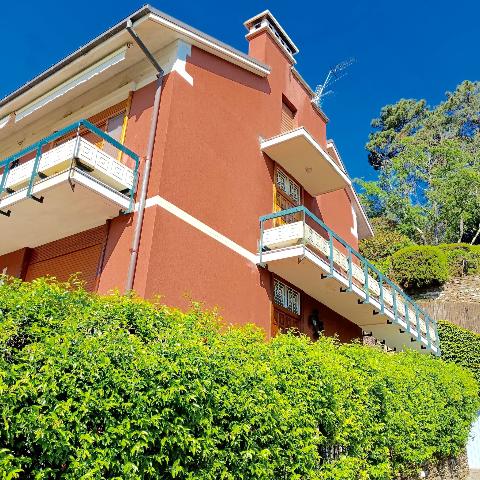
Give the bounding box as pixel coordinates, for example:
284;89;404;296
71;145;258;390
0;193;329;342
25;226;105;291
281;102;296;132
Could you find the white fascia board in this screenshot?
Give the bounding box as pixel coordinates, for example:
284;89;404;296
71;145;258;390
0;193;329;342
326;139;374;239
148;13;270;77
0;114;11;130
15;46;128;123
348;185;374;238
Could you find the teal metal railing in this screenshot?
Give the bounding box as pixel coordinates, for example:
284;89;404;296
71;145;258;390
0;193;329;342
0;119;140;213
259;206;440;354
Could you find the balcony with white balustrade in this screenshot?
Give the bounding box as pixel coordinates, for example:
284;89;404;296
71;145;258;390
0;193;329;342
259;206;440;355
0;120;139;256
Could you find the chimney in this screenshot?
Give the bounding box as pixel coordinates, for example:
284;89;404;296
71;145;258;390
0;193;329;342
244;10;299;65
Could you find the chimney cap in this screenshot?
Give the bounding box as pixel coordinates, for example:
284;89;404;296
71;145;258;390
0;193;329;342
244;10;299;57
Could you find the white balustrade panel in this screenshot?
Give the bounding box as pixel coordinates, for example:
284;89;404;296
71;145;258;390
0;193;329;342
2;138;134;193
77;139;134;189
263;221;304;250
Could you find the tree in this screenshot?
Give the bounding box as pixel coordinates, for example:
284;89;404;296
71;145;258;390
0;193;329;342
359;81;480;245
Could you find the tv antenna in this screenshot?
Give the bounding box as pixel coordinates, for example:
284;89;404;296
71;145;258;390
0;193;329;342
313;57;355;107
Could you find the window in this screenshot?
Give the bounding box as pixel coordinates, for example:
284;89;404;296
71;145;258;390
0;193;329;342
103;112;125;158
276;168;300;205
273;278;300;315
281;99;296;133
52;99;128;155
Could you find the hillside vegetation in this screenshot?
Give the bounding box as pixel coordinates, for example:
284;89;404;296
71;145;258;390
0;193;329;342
360;218;480;290
438;320;480;385
0;277;477;479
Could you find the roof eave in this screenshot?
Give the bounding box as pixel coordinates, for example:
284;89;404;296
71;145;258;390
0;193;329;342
0;4;270;110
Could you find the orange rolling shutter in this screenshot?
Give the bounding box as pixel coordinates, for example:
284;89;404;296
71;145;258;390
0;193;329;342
25;226;106;291
281;101;296;132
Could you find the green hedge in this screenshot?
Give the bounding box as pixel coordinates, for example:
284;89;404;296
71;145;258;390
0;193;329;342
0;278;478;479
438;320;480;385
359;218;480;287
389;245;450;290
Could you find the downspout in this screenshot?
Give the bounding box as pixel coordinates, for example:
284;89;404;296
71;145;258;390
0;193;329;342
125;19;165;292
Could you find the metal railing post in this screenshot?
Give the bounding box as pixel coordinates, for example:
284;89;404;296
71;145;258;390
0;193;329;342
433;319;440;355
302;208;306;249
379;273;384;314
27;143;44;200
415;306;421;343
392;287;398;324
347;247;353;292
328;232;334;276
425;315;431;350
363;262;369;303
404;295;410;334
0;161;12;197
259;218;264;266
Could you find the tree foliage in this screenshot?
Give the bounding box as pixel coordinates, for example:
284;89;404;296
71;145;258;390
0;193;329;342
0;278;478;479
359;81;480;245
359;218;415;273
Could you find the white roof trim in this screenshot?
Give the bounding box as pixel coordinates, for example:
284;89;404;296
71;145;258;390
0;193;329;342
148;13;270;77
327;139;374;238
244;10;299;54
0;5;271;115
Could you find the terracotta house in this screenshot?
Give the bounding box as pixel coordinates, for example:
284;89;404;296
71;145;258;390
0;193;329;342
0;6;439;354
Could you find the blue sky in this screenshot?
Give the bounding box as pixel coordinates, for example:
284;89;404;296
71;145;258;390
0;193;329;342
0;0;478;180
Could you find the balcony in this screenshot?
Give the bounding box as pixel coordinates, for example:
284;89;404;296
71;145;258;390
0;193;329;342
260;128;351;196
0;120;139;256
259;207;440;355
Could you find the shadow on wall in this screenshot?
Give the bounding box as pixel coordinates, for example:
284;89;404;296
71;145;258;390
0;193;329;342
188;46;271;94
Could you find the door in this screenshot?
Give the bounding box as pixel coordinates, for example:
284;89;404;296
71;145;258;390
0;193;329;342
274;166;302;226
272;307;300;336
272;277;301;336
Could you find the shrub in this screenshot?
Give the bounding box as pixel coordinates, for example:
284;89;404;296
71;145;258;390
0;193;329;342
0;278;477;479
438;320;480;385
359;218;415;273
389;245;449;289
437;243;480;277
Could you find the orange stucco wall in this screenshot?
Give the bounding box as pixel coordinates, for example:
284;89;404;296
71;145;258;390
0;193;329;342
98;29;360;339
0;248;30;279
10;26;361;343
300;289;363;342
